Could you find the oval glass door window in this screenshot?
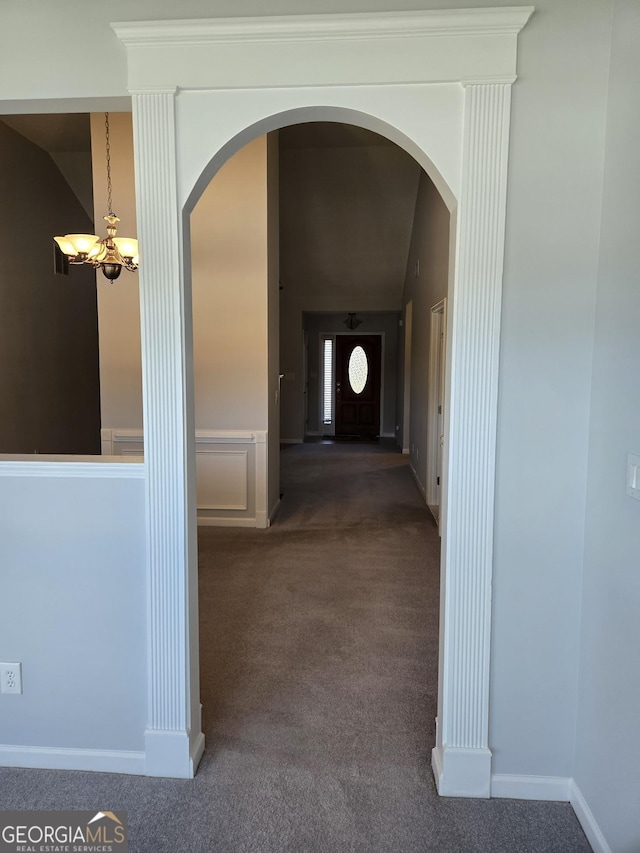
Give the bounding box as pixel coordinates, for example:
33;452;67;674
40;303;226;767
348;345;369;394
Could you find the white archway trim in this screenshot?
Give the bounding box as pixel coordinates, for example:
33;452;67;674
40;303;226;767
131;90;203;778
112;7;533;90
114;8;533;793
433;81;514;797
114;8;531;45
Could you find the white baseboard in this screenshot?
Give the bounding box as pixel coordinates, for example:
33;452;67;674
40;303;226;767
190;731;206;776
145;729;194;778
490;774;612;851
432;745;491;798
570;779;612;853
402;447;409;455
197;515;257;528
269;498;282;526
409;461;427;502
0;737;205;780
0;744;145;775
491;773;570;801
432;742;444;789
381;432;396;438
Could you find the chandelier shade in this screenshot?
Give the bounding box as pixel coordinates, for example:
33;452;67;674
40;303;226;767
54;234;101;260
113;236;139;262
53;113;138;282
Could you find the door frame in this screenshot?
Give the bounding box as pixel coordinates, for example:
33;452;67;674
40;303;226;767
113;7;533;794
427;299;447;522
318;331;385;438
334;331;384;438
402;301;413;455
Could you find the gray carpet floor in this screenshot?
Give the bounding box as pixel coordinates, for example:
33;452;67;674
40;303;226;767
0;441;591;852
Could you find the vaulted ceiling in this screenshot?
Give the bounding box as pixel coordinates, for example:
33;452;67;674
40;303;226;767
0;113;94;218
279;122;422;312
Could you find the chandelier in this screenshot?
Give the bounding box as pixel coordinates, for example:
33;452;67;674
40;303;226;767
343;313;362;330
54;113;138;282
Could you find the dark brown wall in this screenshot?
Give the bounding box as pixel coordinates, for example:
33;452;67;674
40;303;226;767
0;121;100;454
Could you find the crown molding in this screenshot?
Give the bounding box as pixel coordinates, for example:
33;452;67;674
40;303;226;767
112;7;534;48
128;86;178;96
462;75;518;86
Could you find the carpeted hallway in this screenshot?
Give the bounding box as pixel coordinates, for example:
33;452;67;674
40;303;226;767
0;442;590;851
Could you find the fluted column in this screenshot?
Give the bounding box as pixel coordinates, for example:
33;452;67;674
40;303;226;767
132;90;203;777
433;81;513;798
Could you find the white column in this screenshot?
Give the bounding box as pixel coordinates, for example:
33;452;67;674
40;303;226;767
433;81;513;798
132;90;204;777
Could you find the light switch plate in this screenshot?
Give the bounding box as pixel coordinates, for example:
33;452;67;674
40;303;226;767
627;453;640;501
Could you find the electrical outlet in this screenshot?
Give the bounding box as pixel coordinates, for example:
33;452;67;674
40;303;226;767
0;662;22;694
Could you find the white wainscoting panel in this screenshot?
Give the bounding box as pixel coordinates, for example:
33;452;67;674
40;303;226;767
196;449;247;510
104;428;269;527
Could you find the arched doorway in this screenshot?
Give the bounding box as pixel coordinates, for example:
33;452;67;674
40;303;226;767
187;121;450;789
114;8;533;795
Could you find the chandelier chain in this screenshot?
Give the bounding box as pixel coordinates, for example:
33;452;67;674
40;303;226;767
105;112;113;215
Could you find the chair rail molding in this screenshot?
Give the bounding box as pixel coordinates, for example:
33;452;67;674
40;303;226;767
115;7;533;788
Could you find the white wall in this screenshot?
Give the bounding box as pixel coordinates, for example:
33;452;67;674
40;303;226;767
191;136;268;432
0;461;146;765
573;2;640;849
191;135;273;527
399;171;450;494
93;118;273;438
96;122;275;526
267;133;280;518
489;0;611;781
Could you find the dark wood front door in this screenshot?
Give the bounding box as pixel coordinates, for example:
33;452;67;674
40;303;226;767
335;335;381;437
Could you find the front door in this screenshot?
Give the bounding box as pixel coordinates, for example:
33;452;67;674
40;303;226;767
335;335;381;437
